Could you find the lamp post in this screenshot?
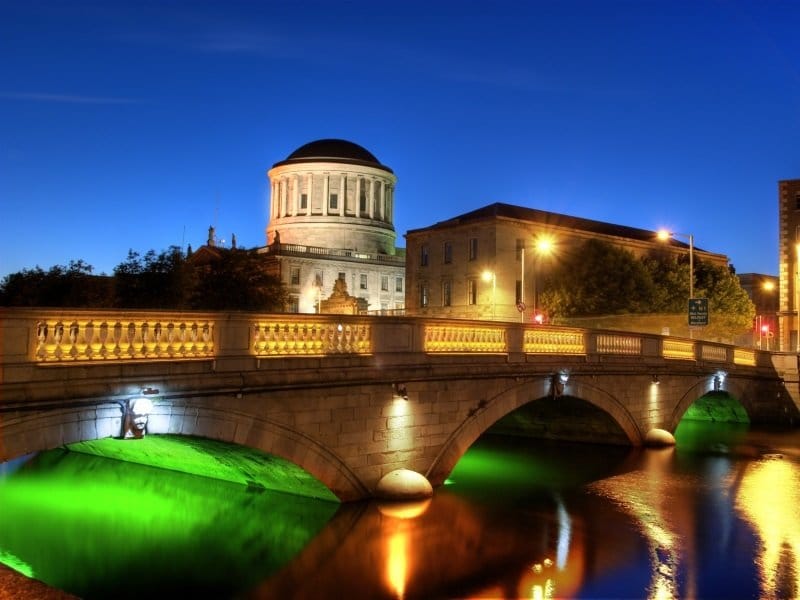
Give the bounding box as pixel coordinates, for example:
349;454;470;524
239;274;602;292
482;270;496;320
657;229;694;333
522;236;554;323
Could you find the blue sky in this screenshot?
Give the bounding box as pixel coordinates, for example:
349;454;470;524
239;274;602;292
1;0;798;278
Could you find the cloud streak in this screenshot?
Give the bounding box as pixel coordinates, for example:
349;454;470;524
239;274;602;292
0;92;138;104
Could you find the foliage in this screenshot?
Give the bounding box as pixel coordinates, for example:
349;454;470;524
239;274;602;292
1;246;288;312
190;248;288;311
539;239;755;340
539;239;655;317
113;246;196;309
0;260;112;307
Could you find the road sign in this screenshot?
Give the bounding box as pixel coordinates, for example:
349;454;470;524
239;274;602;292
688;298;708;326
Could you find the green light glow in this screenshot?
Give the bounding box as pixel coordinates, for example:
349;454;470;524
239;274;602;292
681;392;749;424
0;448;339;598
68;434;338;501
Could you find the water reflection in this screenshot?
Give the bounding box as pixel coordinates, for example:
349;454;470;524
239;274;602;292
3;427;800;599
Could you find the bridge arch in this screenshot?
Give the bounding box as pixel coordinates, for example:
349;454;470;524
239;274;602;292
426;376;641;487
1;401;368;502
666;378;750;432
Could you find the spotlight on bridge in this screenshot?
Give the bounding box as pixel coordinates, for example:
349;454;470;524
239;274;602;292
713;371;727;392
123;396;154;440
558;370;569;384
393;383;408;400
652;375;660;385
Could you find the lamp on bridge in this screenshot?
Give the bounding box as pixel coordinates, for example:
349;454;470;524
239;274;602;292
481;270;496;320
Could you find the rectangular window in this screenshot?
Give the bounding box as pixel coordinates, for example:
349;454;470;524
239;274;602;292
315;271;323;287
290;267;300;286
420;284;429;307
289;297;299;313
443;241;452;264
516;238;524;261
420;244;429;267
442;281;452;306
469;238;478;261
329;193;338;210
381;275;389;291
395;277;404;292
300;193;308;210
796;192;800;210
338;272;346;282
360;274;368;290
359;180;368;214
515;280;522;305
468;279;477;305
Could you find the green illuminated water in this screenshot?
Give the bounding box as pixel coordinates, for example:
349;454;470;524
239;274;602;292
3;397;800;599
0;446;338;599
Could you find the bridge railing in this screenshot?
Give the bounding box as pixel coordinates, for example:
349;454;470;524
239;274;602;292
0;308;775;385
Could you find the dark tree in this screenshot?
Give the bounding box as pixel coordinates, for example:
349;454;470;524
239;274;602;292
113;246;195;309
539;239;655;318
190;248;287;311
0;260;112;307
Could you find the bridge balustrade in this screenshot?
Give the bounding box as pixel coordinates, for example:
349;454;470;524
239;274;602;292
0;308;772;375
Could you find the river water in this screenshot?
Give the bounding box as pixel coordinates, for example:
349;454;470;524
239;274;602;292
1;421;799;599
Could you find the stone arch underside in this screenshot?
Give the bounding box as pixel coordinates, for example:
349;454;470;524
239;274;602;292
426;376;641;487
666;378;752;432
0;402;368;502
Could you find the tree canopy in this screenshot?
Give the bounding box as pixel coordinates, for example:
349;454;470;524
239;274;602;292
539;239;755;339
1;246;288;312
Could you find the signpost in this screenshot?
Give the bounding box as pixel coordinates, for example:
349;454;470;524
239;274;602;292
688;298;709;327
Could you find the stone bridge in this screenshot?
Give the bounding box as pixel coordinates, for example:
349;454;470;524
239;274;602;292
1;308;798;501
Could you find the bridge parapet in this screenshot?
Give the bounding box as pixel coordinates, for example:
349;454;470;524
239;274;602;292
0;308;778;375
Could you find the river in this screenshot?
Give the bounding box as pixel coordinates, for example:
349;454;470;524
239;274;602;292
1;420;799;599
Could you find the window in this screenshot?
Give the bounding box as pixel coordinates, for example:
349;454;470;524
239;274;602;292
359;180;368;214
515;280;522;305
300;193;308;210
420;244;429;267
442;281;452;306
516;238;524;261
469;238;478;261
289;297;299;313
395;277;404;293
420;283;429;307
381;275;389;291
315;271;323;287
360;274;368;290
338;272;346;282
290;267;300;286
468;279;477;305
796;192;800;210
443;242;452;264
329;193;338;210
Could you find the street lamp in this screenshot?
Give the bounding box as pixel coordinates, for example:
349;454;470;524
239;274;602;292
521;236;554;323
482;270;496;320
657;229;694;301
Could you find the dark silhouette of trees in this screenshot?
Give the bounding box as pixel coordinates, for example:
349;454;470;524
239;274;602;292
1;246;287;312
0;260;112;307
190;248;287;311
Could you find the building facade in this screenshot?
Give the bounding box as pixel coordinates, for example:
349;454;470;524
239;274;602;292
738;273;779;349
258;139;405;313
777;178;800;351
404;202;730;322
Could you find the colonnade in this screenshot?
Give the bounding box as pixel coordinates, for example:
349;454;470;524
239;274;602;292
270;171;394;224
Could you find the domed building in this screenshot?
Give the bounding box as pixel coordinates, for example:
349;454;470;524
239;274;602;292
260;139;406;313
